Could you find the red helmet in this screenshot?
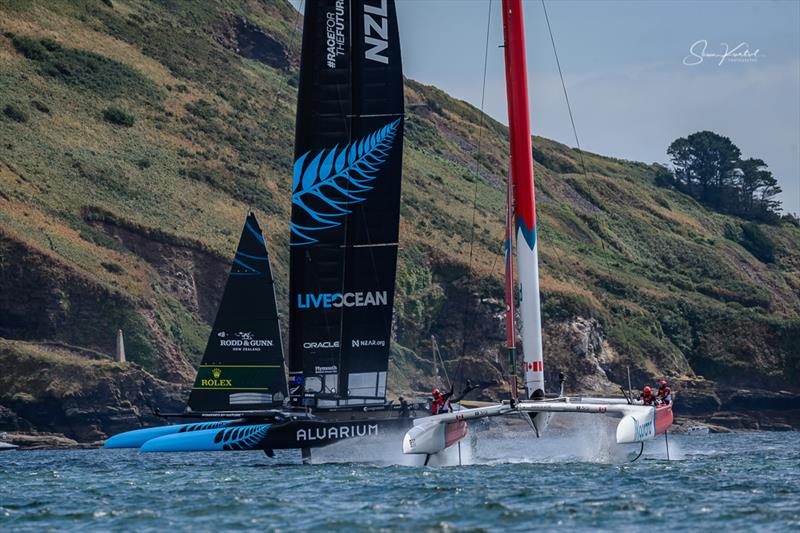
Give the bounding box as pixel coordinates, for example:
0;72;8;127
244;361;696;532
643;386;652;394
432;388;440;397
658;380;667;388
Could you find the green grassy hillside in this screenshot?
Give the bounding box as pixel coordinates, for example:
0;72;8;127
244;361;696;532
1;0;798;426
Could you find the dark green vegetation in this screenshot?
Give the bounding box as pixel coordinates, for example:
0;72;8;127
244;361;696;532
102;106;134;127
663;131;786;223
3;102;28;123
0;0;798;430
8;33;160;100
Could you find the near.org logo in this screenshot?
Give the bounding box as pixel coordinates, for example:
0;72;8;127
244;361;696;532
296;291;388;309
352;339;386;348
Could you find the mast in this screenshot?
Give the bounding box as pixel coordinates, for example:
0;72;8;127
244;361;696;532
501;0;545;400
504;173;518;403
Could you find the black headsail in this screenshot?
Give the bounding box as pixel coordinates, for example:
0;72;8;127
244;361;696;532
289;0;404;407
187;212;287;412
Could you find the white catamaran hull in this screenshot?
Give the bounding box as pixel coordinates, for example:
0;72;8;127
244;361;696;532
402;399;674;456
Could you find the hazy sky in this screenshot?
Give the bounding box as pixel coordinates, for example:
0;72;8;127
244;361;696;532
290;1;800;214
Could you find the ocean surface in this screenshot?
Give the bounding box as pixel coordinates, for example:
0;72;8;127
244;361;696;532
1;429;798;531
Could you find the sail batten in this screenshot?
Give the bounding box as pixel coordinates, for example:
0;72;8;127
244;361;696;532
187;212;287;412
289;0;404;407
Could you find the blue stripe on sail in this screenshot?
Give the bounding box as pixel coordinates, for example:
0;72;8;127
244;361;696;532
235;251;268;260
516;219;537;251
232;258;260;274
245;221;265;244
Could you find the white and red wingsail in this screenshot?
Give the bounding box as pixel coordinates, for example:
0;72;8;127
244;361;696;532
403;0;674;459
501;0;544;400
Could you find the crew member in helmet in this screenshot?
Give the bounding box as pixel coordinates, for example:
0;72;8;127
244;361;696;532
641;386;655;405
657;380;672;405
431;389;442;414
431;386;454;414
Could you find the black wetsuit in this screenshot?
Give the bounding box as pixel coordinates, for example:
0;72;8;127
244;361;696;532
398;398;410;418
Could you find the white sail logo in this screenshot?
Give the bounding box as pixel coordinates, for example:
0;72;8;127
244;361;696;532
634;415;656;441
352;339;385;348
296;424;379;442
296;291;388;309
364;0;389;64
304;341;340;349
217;331;273;351
326;0;346;68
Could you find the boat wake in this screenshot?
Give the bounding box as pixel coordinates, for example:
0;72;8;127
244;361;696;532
291;413;682;466
472;413;685;464
308;428;422;466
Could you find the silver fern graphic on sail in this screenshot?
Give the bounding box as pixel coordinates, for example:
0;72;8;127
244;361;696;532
290;118;401;245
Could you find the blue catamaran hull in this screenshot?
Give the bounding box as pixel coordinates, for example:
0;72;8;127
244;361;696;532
103;420;236;449
106;416;414;453
141;423;273;452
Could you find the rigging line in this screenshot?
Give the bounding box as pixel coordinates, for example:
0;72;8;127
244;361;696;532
266;1;304;384
334;11;352;403
270;0;305;116
541;0;614;275
490;243;502;279
456;0;493;385
541;0;585;172
433;337;453;390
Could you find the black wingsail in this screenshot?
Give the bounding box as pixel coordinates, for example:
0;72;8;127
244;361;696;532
289;0;404;407
187;212;287;412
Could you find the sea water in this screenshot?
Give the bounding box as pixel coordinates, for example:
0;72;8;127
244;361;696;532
1;431;797;531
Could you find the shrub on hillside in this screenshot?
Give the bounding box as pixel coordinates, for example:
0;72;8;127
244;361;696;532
185;99;218;120
102;107;135;127
782;213;800;228
31;100;50;113
10;34;159;101
740;222;776;263
3;103;29;123
101;261;124;274
9;35;48;60
653;163;674;187
532;144;579;174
